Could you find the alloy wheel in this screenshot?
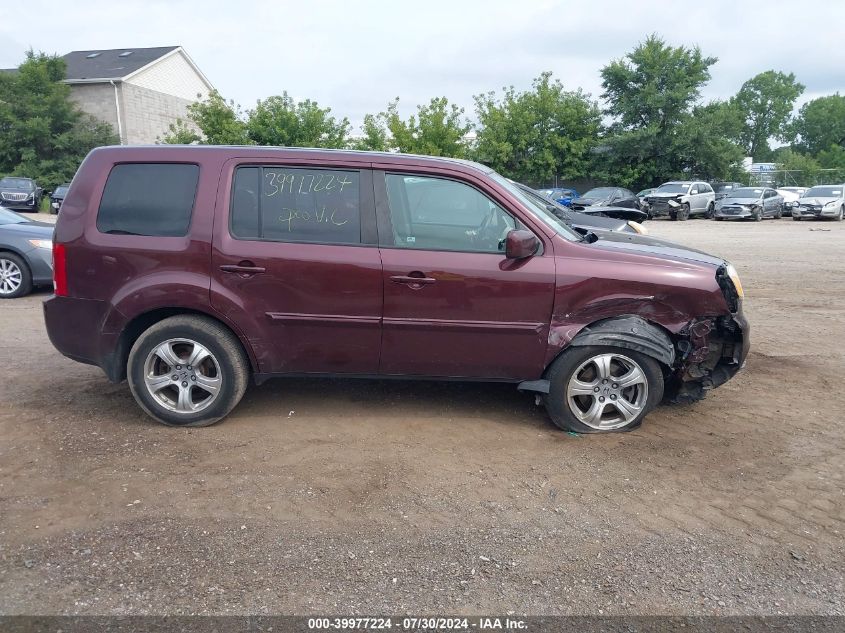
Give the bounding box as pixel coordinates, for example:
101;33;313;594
565;353;649;430
0;258;23;296
143;338;222;414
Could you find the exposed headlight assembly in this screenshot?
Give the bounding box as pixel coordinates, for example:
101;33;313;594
726;263;744;299
627;221;648;235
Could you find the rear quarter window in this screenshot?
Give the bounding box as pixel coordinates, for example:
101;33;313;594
96;163;200;237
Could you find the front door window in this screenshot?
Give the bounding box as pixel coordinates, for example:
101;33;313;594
383;174;516;253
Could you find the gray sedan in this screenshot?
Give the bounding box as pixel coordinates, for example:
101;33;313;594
0;207;54;298
714;187;783;221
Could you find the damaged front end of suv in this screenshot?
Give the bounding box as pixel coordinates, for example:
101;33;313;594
668;265;749;403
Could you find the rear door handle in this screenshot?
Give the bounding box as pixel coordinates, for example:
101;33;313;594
220;264;266;275
390;274;436;287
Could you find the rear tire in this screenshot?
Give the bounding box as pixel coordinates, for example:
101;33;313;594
0;253;33;299
127;315;249;427
793;215;801;221
704;203;715;219
774;205;783;219
544;346;664;433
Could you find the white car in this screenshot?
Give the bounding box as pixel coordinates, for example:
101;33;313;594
644;181;717;221
776;188;801;216
793;185;845;221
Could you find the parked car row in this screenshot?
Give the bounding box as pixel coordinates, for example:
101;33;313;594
552;180;844;223
0;176;72;214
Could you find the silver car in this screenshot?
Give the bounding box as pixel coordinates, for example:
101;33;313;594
644;181;716;220
792;184;845;221
715;187;783;221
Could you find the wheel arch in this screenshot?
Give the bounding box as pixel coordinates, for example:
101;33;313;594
545;315;676;375
564;315;676;366
108;307;258;383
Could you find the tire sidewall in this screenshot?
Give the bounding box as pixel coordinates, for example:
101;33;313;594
0;253;33;299
544;345;664;434
127;319;246;427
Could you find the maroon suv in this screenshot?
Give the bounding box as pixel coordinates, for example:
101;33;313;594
44;146;749;432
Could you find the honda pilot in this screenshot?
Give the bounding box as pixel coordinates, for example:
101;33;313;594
44;146;750;433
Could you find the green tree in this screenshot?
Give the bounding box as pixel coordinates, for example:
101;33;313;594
598;35;718;187
774;148;820;186
245;93;349;148
0;51;117;192
791;94;845;156
162;90;249;144
349;113;389;151
359;97;471;157
473;72;601;184
730;70;804;160
675;101;746;181
817;143;845;170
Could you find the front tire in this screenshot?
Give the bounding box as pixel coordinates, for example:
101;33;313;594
544;346;664;433
0;253;32;299
127;315;249;427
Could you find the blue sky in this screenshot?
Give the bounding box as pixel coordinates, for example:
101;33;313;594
1;0;843;128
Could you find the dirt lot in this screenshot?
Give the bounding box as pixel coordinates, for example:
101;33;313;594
1;217;843;616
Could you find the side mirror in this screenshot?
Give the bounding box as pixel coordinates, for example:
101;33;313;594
505;229;539;259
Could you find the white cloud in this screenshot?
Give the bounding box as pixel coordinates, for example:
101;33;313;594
1;0;842;128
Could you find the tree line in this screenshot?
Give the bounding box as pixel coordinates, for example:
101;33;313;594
0;52;117;192
2;37;843;193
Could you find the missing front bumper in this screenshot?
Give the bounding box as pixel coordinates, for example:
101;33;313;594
668;309;750;404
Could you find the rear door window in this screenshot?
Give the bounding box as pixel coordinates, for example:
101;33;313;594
230;166;361;245
97;163;199;236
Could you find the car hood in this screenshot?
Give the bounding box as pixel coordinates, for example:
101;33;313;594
0;221;55;238
0;187;34;193
579;206;647;222
585;231;724;267
800;197;838;205
646;192;686;199
719;197;759;206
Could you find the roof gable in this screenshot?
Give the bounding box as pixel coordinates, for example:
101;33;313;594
62;46;179;81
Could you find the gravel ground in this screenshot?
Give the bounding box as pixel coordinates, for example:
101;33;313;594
0;217;843;615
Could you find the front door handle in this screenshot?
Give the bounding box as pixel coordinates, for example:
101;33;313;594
220;263;266;276
391;273;436;289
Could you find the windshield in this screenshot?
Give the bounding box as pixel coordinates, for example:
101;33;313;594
804;186;842;198
491;173;581;241
656;183;690;194
54;186;69;196
636;189;653;197
0;207;27;224
0;178;34;190
728;188;764;199
582;187;615;199
715;183;739;193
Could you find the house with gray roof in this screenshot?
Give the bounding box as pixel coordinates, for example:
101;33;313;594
62;46;213;144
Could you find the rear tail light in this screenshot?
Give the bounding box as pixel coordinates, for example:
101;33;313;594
53;243;67;296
